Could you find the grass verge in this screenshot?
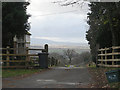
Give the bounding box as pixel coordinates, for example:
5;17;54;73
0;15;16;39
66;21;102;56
2;69;44;78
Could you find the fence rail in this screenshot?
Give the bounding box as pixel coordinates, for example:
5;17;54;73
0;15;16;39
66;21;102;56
0;44;48;68
97;46;120;67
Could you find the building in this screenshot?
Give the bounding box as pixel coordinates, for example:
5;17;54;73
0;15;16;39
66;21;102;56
13;31;31;54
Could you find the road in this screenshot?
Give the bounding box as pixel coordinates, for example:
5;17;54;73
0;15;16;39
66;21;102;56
3;66;94;88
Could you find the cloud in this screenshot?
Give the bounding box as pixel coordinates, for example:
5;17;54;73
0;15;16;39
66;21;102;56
29;13;88;38
27;0;89;45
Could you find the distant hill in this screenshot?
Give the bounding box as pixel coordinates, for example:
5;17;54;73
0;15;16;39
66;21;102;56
30;44;90;55
31;38;89;47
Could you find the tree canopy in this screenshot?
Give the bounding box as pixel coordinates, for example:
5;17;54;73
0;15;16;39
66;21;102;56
2;2;30;48
63;49;76;64
86;2;120;62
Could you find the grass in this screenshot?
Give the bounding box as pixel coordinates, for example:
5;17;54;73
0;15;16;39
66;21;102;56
2;69;43;78
65;65;70;67
0;69;2;77
88;64;96;68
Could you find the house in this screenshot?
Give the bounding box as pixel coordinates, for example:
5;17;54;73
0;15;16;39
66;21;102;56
13;31;31;54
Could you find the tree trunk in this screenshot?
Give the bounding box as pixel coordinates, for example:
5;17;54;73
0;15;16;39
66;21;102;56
69;58;71;64
107;11;117;46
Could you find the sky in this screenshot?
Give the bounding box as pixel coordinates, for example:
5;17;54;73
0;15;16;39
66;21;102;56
27;0;90;46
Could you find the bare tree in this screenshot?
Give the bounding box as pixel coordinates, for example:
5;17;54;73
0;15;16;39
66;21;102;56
49;52;68;66
53;0;87;7
63;49;76;64
73;51;91;66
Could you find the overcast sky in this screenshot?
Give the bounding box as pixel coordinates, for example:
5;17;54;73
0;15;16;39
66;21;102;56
27;0;90;46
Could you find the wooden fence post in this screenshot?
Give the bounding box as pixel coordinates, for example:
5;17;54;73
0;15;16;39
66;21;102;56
13;42;17;54
6;46;10;67
101;50;103;65
105;47;107;65
26;47;29;68
112;47;114;65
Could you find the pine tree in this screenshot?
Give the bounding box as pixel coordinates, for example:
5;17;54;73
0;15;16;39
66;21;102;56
2;2;30;48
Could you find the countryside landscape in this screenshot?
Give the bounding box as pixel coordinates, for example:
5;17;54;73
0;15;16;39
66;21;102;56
1;0;120;89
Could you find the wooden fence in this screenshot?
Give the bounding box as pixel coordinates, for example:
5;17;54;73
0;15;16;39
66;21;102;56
97;46;120;67
0;44;48;68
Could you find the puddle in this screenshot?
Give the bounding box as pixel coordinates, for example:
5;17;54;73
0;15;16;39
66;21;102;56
37;79;83;86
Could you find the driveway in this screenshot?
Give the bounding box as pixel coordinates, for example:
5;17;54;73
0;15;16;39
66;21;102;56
2;67;94;88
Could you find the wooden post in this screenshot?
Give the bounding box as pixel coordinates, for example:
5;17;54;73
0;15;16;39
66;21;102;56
101;50;103;65
6;46;10;67
26;47;29;68
105;48;107;65
13;41;17;54
44;44;48;53
112;47;114;65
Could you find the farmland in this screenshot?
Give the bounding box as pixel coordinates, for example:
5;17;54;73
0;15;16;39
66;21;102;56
30;45;90;55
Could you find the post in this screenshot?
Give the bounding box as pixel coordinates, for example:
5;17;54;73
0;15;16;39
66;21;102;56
101;50;103;65
26;47;29;68
105;48;107;65
6;46;10;67
13;42;17;54
112;47;114;65
44;44;48;53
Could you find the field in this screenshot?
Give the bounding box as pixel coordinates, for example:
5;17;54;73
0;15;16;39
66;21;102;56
49;48;90;54
30;45;90;55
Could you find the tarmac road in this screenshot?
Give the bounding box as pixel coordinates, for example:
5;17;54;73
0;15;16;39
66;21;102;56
2;66;94;88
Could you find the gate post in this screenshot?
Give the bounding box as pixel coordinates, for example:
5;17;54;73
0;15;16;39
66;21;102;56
26;47;29;68
6;46;10;67
44;44;48;53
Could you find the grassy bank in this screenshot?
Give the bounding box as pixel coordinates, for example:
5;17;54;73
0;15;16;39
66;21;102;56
88;65;120;88
2;69;45;78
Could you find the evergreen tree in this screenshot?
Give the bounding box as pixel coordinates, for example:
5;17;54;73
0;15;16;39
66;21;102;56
2;2;30;48
86;2;120;62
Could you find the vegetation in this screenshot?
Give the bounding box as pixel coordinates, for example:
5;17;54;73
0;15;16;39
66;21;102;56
2;2;30;48
63;49;76;64
49;52;66;66
75;52;92;64
86;2;120;62
88;67;120;88
2;69;42;78
49;50;91;66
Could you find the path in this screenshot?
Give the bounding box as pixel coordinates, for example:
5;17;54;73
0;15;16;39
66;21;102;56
3;66;94;88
